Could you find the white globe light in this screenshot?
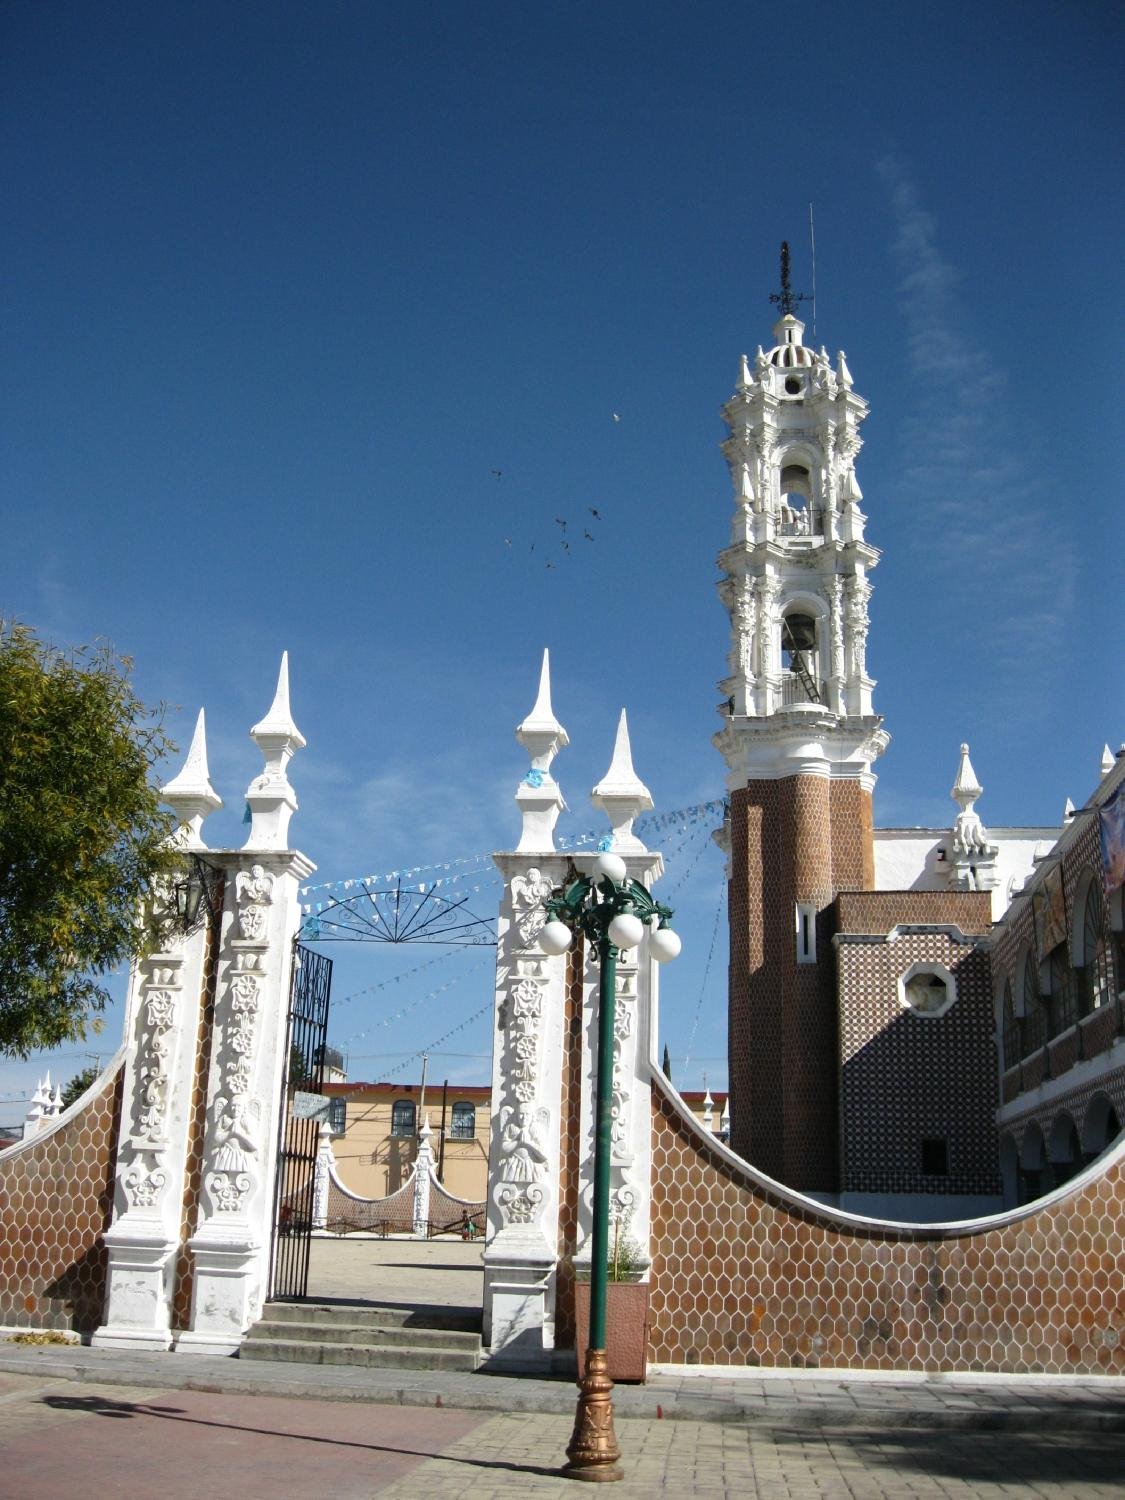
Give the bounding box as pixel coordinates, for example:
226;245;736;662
594;851;627;884
608;912;644;950
538;919;574;956
649;926;682;963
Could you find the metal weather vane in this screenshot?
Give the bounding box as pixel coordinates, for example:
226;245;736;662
769;240;811;319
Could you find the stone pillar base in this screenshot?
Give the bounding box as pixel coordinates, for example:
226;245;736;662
483;1233;556;1371
91;1229;176;1352
91;1326;174;1352
176;1235;260;1355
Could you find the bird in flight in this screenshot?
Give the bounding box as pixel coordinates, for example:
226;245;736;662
555;517;567;531
491;469;502;479
588;507;601;520
584;529;594;542
612;412;621;423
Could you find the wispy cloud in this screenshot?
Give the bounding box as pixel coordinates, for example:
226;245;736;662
876;156;1077;691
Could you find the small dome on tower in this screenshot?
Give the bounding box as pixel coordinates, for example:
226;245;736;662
767;314;816;368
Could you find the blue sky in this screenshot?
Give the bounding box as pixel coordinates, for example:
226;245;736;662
2;1;1121;1122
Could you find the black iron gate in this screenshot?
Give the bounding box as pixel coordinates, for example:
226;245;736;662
268;941;333;1300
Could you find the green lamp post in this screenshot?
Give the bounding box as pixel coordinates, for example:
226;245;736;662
539;851;681;1482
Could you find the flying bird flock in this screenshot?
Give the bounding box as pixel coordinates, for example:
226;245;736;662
496;411;616;569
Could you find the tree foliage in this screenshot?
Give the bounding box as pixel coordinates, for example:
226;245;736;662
0;622;177;1057
60;1064;100;1110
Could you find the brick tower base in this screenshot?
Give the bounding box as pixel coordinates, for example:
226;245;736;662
727;774;874;1192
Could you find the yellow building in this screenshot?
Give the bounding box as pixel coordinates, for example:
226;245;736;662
322;1081;491;1205
321;1080;725;1206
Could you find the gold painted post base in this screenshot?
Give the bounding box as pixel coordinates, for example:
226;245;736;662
562;1347;623;1482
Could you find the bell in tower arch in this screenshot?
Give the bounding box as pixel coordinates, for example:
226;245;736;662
781;613;822;705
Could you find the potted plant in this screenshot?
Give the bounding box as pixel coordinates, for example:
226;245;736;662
573;1221;650;1383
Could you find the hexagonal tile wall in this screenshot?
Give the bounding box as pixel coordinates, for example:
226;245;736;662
0;1067;123;1333
648;1083;1125;1374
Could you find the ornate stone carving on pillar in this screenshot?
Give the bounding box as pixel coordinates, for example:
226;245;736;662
311;1121;333;1232
93;714;222;1350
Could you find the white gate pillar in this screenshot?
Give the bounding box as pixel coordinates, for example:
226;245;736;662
93;712;222;1351
573;712;662;1285
483;652;572;1369
177;654;314;1355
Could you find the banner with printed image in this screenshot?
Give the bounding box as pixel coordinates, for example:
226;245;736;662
1099;786;1125;894
1033;862;1067;955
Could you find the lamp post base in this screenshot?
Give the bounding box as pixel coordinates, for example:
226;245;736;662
562;1348;623;1482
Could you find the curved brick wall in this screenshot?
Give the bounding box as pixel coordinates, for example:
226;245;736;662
0;1060;123;1334
649;1075;1125;1373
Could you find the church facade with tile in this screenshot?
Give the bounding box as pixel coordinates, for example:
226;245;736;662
713;293;1123;1220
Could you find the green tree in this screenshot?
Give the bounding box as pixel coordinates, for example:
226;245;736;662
60;1063;100;1110
0;622;177;1057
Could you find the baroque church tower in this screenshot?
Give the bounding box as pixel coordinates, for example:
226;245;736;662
714;260;888;1192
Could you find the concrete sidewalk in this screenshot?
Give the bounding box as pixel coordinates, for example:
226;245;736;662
0;1341;1122;1433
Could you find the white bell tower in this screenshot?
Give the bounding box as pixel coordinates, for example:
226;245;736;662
713;264;888;786
714;247;889;1190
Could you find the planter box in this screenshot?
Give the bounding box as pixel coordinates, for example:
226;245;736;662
574;1281;649;1384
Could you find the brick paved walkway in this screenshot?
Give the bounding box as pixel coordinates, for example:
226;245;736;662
1;1341;1122;1432
0;1372;1122;1498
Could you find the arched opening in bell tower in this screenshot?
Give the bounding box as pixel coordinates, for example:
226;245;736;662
780;606;823;705
777;458;823;537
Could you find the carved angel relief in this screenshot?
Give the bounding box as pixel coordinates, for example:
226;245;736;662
500;1102;549;1182
235;863;275;942
206;1094;262;1213
510;867;554;947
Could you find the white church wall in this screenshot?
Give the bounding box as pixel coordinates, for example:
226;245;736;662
873;827;1060;921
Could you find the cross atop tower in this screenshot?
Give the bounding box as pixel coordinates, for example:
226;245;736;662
768;241;811;319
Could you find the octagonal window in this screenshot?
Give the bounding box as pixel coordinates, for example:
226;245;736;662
899;962;956;1017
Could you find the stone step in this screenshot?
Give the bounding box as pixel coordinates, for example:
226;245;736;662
251;1318;481;1352
239;1337;480;1372
263;1301;481;1334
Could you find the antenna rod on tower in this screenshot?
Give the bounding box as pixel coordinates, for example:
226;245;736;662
809;203;817;339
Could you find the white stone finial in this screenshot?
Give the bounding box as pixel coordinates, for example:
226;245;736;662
591;708;653;854
1102;744;1115;776
518;650;566;748
1063;797;1076;821
948;742;999;887
951;743;983;813
251;651;305;746
719;1098;730;1137
245;652;306;850
739;463;755;503
51;1084;63;1115
702;1084;714;1132
24;1077;48;1139
739;352;752;387
837;349;853;388
514;649;569;854
162;708;223;849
